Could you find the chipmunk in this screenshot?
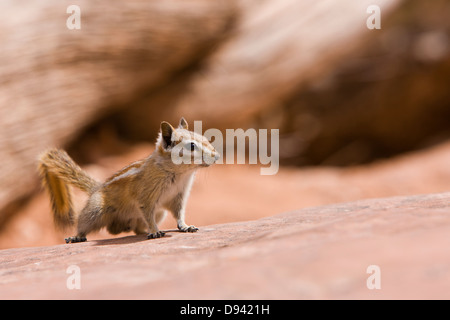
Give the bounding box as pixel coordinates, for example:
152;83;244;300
38;117;220;243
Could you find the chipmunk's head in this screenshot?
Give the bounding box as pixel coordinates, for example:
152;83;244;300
156;117;220;168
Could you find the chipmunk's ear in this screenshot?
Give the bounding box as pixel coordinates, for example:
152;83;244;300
160;121;175;148
178;117;188;130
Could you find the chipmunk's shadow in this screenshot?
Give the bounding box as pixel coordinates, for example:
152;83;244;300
91;229;179;246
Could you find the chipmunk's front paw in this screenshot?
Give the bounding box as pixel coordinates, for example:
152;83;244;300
147;231;165;239
65;236;87;244
179;225;199;233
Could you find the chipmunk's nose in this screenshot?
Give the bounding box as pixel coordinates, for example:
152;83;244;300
214;153;220;161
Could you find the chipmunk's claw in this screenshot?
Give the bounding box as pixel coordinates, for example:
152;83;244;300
65;236;87;244
147;231;165;239
179;225;198;233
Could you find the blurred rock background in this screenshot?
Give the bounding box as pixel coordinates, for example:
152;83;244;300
0;0;449;248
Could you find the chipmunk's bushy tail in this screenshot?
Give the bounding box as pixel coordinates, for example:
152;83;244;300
38;148;100;230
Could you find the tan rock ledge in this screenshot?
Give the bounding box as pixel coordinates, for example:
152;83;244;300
1;192;449;299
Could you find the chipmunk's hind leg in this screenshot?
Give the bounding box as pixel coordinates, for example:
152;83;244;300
65;192;104;244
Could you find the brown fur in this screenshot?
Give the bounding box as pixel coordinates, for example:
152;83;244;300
38;149;100;230
38;118;219;243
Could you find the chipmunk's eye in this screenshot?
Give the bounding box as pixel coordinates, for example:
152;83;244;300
185;142;197;151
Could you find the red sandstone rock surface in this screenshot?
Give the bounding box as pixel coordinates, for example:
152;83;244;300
1;192;449;299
